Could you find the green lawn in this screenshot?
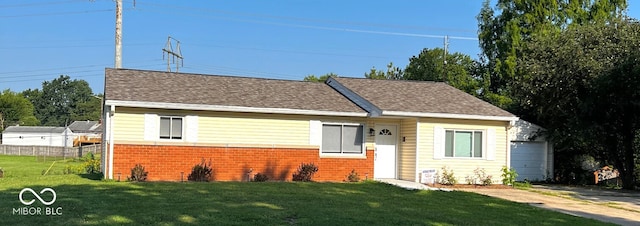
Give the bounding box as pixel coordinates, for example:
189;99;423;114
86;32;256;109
0;155;612;226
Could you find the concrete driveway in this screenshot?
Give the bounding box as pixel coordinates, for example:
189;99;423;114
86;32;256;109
458;185;640;226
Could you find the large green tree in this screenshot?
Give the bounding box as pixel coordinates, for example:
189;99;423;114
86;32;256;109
515;19;639;189
403;48;482;96
477;0;627;109
0;90;39;132
23;75;98;126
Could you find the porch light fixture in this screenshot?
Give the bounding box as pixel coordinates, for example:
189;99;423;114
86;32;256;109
369;128;375;136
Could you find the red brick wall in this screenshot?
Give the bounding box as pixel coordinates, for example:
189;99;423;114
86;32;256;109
111;144;373;182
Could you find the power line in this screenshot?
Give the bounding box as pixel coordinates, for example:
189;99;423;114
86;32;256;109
131;1;477;34
0;43;156;50
0;0;84;8
0;63;165;83
0;60;161;75
185;43;395;59
0;9;115;18
136;7;478;41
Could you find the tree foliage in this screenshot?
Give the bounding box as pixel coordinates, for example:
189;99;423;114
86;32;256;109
515;19;639;189
23;75;99;126
364;62;403;80
477;0;627;109
0;90;39;132
303;73;338;83
404;48;482;96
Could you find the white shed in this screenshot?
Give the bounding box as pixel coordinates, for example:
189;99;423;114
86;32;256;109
1;126;74;147
509;119;554;182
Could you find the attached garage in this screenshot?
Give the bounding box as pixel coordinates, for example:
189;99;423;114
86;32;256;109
509;120;553;182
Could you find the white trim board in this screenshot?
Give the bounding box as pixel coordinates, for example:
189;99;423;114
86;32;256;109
382;111;518;122
105;100;368;117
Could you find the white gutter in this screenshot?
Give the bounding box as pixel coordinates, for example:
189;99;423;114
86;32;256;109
383;110;518;122
105;100;368;117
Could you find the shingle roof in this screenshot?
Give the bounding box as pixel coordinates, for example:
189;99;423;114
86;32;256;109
105;68;366;114
3;126;67;133
331;77;515;117
68;121;102;133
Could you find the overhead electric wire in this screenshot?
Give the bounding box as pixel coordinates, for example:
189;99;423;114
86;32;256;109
0;1;479;84
0;0;84;8
135;6;478;41
127;0;477;34
185;43;395;59
0;42;157;50
0;62;165;83
0;9;115;18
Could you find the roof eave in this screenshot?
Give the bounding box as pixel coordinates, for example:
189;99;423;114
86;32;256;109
105;100;368;117
382;110;518;122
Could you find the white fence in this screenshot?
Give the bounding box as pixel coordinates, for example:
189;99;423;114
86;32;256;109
0;144;100;158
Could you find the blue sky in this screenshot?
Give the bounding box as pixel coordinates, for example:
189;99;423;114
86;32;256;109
1;0;639;94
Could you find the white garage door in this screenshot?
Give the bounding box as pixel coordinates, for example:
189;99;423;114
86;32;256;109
510;141;546;181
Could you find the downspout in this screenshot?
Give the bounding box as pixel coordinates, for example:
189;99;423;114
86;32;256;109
108;105;115;179
506;119;517;169
415;119;420;183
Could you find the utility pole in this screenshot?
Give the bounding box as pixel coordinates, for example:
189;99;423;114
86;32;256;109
442;35;449;82
114;0;122;68
163;36;183;72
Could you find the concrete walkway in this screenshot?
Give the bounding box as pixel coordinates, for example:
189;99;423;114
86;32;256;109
378;179;640;226
458;185;640;226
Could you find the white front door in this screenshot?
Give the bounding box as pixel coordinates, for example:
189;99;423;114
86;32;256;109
374;124;397;179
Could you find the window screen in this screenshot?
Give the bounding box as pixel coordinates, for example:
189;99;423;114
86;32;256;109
322;125;341;153
159;116;183;140
321;124;363;154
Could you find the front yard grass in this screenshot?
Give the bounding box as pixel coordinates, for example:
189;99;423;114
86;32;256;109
0;155;612;225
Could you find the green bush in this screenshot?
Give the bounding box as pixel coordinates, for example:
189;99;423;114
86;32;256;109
501;166;518;186
292;162;318;182
188;158;213;182
83;153;101;174
439;166;457;185
347;169;360;182
128;164;148;182
253;173;269;182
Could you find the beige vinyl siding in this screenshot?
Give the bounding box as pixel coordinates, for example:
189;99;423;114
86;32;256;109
417;118;509;184
112;107;371;147
198;114;308;145
398;118;417;181
113;110;145;141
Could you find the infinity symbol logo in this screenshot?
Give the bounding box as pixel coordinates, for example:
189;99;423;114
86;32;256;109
19;188;57;206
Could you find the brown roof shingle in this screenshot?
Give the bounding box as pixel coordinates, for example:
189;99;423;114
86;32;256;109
105;68;365;114
332;77;515;117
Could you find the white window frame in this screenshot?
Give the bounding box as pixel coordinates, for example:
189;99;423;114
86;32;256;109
159;116;184;140
444;129;484;159
320;122;366;157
